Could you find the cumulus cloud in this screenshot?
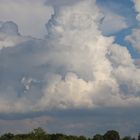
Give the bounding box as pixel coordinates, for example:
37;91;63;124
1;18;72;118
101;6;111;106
125;0;140;52
133;0;140;21
0;0;53;38
0;21;30;49
0;0;140;115
134;59;140;68
99;10;128;35
0;21;20;35
126;28;140;52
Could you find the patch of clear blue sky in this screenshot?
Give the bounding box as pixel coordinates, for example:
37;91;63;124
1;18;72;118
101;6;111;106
97;0;140;58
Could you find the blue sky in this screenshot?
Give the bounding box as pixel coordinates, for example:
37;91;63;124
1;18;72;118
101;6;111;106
0;0;140;137
97;0;140;58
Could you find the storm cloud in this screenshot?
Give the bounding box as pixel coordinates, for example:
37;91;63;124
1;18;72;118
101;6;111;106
0;0;140;136
0;0;139;113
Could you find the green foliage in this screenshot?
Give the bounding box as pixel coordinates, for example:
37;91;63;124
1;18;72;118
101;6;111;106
103;130;120;140
0;128;139;140
28;127;47;140
138;133;140;140
93;134;103;140
122;136;132;140
0;133;14;140
78;136;87;140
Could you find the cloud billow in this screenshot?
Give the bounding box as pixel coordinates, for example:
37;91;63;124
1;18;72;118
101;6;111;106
0;0;140;114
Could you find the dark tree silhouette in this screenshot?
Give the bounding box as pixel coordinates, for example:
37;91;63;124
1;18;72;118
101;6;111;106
93;134;103;140
138;133;140;140
0;128;139;140
103;130;120;140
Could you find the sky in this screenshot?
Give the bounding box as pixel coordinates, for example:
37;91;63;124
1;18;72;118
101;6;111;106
0;0;140;137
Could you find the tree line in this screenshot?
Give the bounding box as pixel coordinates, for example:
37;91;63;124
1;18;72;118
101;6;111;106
0;127;140;140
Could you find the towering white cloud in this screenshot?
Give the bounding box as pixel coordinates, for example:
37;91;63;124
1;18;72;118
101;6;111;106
0;0;140;114
38;0;140;109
